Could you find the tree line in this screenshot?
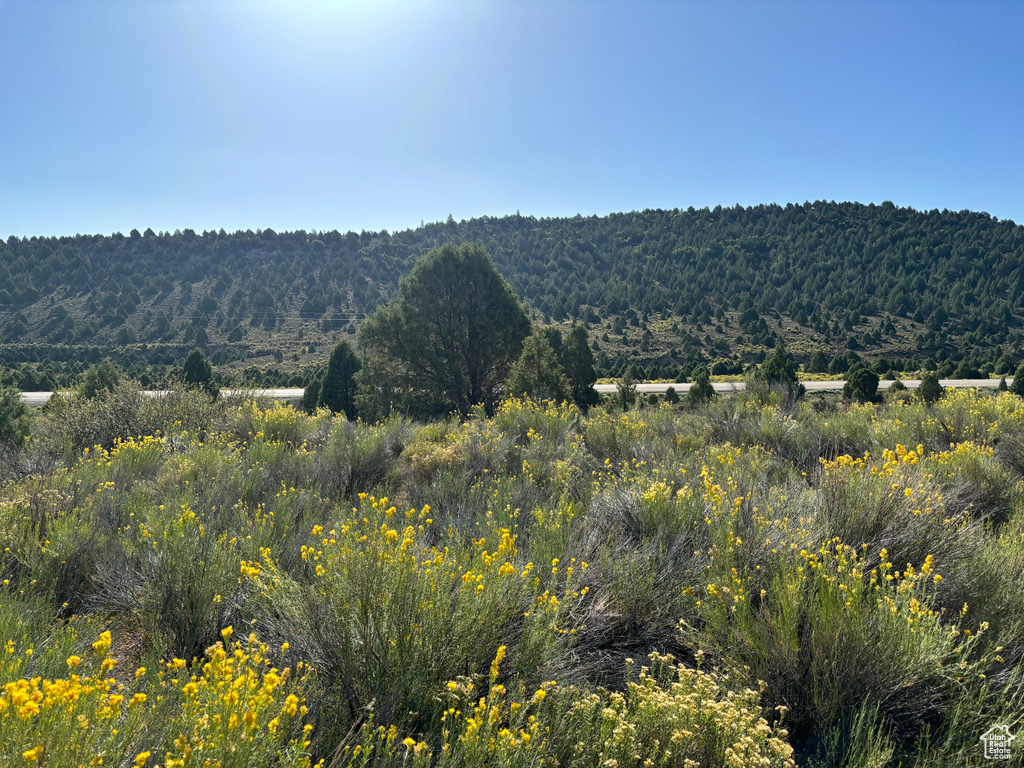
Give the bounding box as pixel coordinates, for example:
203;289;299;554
2;202;1024;384
304;243;598;422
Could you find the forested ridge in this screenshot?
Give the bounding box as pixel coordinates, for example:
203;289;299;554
2;200;1023;389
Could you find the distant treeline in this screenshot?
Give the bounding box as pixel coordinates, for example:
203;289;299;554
3;201;1023;388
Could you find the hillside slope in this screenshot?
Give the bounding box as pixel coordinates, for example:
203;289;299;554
2;201;1023;387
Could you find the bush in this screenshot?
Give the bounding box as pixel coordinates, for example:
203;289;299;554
79;359;120;399
0;386;31;454
843;364;881;403
37;381;220;460
687;368;715;405
919;371;944;404
250;494;583;745
5;387;1024;766
182;348;217;396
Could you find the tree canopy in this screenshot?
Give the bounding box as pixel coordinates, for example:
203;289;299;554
919;372;944;404
182;349;216;396
318;340;360;420
356;242;531;419
754;341;804;401
688;368;715;405
0;386;31;453
506;332;572;403
80;359;120;399
843;363;881;403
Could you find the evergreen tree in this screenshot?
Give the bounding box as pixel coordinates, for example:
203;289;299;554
1010;362;1024;397
562;324;599;408
0;386;31;453
806;349;830;374
182;348;217;396
301;376;322;413
356;242;530;417
616;368;637;411
688;368;715;406
319;340;361;419
80;359;120;399
918;371;944;404
755;341;804;400
843;363;881;403
758;342;798;386
506;333;571;403
540;327;565;363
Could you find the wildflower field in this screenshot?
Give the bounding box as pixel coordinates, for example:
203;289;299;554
2;386;1023;767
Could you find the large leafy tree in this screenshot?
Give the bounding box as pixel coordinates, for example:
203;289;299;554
356;242;531;419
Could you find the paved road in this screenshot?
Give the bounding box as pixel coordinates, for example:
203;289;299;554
18;388;305;408
18;380;1009;407
593;378;1008;394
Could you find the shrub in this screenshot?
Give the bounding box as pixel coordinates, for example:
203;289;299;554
0;626;317;768
687;368;715;405
249;495;585;747
0;386;31;478
37;382;220;460
919;371;944;404
182;348;217;396
843;364;881;403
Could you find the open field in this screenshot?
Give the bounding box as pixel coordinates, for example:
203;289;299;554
1;385;1023;766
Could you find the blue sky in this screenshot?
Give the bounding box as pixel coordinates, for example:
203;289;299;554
1;0;1022;237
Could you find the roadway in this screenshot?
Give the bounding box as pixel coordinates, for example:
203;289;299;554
593;378;1008;394
18;380;1008;407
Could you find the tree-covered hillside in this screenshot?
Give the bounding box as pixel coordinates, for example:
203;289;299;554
2;201;1023;388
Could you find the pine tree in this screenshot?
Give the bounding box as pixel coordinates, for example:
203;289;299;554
1011;363;1024;398
843;363;881;403
506;333;571;403
918;371;944;404
182;349;217;396
562;324;599;408
356;243;530;418
0;386;31;453
319;340;360;420
756;341;803;399
688;368;715;406
616;367;637;411
80;359;120;399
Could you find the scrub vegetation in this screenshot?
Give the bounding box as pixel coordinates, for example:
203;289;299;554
4;202;1024;389
1;382;1023;766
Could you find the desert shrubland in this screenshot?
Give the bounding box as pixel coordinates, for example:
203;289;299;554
1;386;1022;765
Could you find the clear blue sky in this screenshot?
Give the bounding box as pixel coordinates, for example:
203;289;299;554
1;0;1022;237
